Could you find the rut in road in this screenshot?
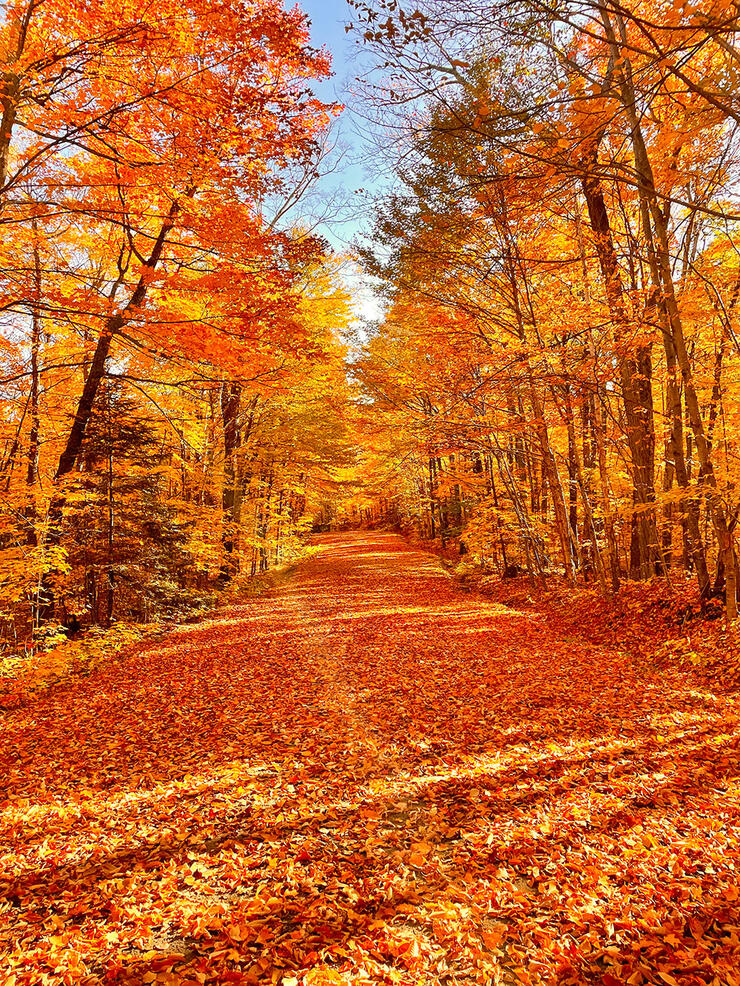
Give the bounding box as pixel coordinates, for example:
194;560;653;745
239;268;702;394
2;531;740;985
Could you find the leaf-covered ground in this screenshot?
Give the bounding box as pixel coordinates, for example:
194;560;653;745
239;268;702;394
2;533;740;985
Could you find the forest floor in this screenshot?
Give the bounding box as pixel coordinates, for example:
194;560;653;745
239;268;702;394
2;531;740;986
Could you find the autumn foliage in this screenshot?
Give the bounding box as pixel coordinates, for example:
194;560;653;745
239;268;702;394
350;0;740;621
0;0;354;648
4;1;740;984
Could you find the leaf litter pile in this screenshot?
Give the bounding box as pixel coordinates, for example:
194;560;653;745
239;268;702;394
2;532;740;985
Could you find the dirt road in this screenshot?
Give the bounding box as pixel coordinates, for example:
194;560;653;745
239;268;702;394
2;532;739;984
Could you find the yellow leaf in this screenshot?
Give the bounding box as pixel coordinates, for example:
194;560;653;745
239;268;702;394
306;971;344;986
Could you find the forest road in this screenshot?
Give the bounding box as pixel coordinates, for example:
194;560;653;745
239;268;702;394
2;530;740;984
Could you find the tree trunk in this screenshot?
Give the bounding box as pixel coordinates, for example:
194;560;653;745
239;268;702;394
105;407;115;626
497;204;576;579
38;197;185;621
561;382;608;591
26;225;41;492
580;147;659;579
0;3;34;194
220;381;241;577
606;16;730;608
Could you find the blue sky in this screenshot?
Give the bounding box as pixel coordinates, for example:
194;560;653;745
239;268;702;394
296;0;387;326
299;0;355;106
298;0;370;248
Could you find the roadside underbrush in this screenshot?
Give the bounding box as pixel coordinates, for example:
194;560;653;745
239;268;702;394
0;547;322;710
451;561;740;689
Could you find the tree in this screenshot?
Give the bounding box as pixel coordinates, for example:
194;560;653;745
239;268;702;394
349;0;740;616
0;0;356;648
